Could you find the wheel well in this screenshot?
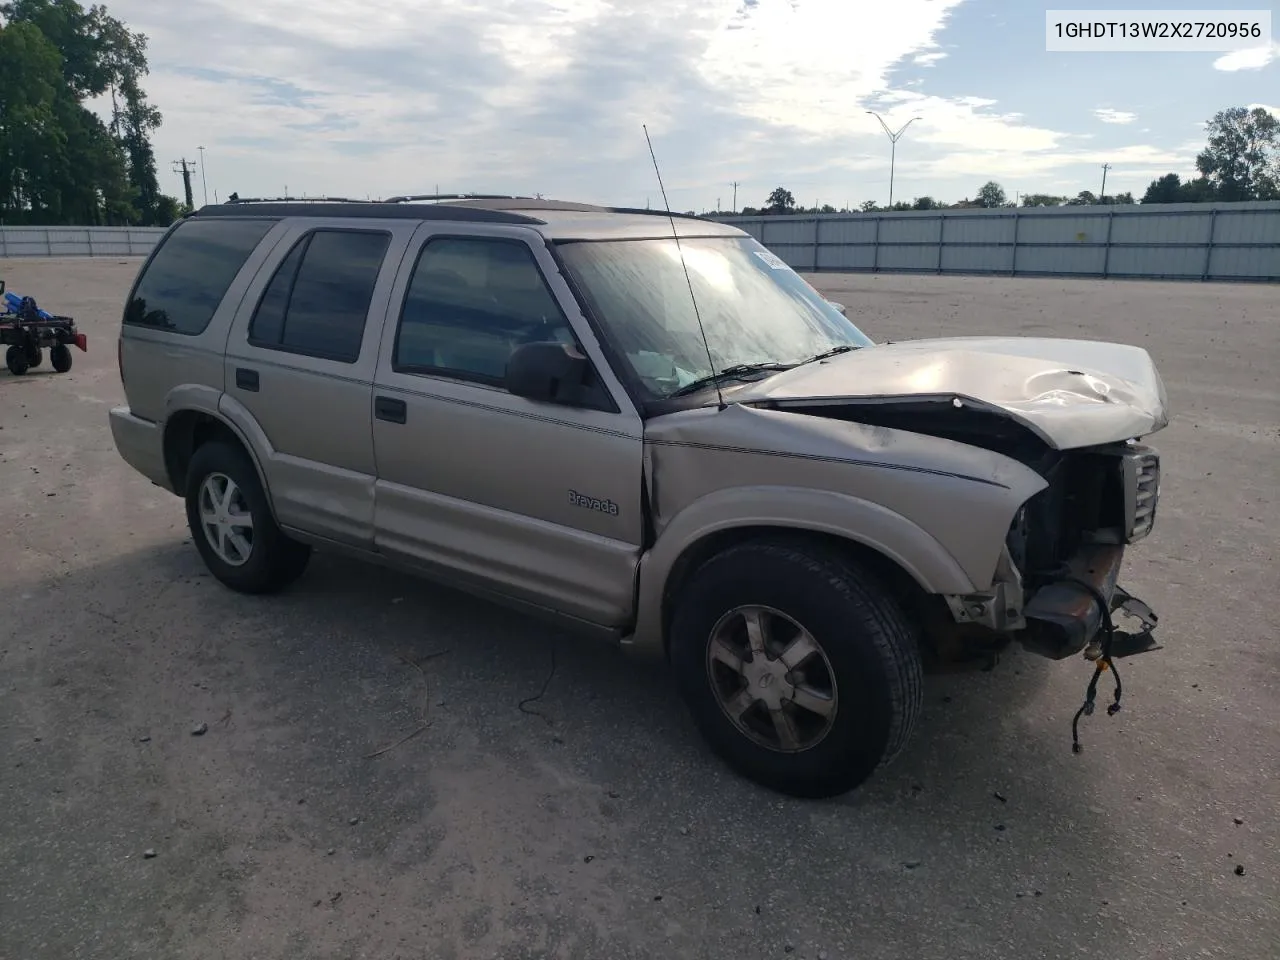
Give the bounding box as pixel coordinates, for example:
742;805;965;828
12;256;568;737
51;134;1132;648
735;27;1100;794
163;410;246;493
659;526;937;655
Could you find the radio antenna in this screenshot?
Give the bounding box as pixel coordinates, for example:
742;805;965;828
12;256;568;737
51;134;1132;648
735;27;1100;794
643;124;725;411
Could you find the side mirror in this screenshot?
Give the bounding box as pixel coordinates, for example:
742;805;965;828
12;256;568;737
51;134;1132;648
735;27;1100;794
506;341;590;405
827;300;847;316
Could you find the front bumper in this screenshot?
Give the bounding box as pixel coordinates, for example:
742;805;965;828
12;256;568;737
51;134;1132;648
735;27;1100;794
1018;544;1159;659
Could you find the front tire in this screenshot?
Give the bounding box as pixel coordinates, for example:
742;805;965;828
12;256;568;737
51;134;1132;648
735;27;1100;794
26;345;43;368
184;441;311;594
669;539;924;799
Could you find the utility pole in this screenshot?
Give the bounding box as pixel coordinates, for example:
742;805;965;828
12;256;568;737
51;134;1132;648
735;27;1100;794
1099;163;1111;202
172;159;195;209
730;181;740;213
866;111;922;209
197;146;209;206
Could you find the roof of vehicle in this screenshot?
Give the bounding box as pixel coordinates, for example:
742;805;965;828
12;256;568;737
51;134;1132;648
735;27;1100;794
189;196;747;241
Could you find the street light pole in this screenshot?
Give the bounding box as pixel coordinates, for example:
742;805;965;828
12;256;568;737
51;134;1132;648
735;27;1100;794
197;146;209;206
866;111;922;209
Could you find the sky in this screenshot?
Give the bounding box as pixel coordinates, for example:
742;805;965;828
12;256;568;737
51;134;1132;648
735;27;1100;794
91;0;1279;211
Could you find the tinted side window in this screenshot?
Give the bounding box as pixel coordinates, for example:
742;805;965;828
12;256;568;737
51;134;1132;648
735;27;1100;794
394;237;575;384
248;229;390;363
125;218;275;335
247;238;305;347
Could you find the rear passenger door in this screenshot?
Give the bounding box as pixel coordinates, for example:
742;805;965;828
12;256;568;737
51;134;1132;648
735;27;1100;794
371;225;645;628
222;221;413;549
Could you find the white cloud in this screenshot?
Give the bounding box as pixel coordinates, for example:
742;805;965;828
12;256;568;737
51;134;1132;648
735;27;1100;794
905;143;1190;180
700;1;971;133
1094;108;1137;125
87;0;1192;209
1213;42;1280;71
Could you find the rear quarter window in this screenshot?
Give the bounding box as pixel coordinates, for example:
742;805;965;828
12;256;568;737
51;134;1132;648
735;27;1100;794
125;218;276;335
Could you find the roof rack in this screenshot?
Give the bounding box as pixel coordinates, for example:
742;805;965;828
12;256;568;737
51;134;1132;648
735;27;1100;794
222;195;375;205
194;201;546;225
606;206;710;222
383;193;536;204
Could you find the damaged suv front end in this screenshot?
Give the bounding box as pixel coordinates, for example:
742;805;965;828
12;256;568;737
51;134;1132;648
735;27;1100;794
733;335;1169;668
993;440;1161;661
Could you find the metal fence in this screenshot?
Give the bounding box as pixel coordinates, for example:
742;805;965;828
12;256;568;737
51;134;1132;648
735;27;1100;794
4;205;1279;282
0;226;167;258
716;201;1280;282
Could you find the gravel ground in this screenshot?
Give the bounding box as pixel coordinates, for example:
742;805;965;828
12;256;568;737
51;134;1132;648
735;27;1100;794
1;258;1277;960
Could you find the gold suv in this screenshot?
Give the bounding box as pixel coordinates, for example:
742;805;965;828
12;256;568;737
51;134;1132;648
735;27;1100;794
110;196;1167;797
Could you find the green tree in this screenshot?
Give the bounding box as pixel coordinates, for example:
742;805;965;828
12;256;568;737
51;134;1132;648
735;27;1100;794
976;181;1006;207
98;11;165;222
1195;106;1280;201
2;0;109;95
911;196;940;210
0;21;67;220
1141;173;1184;204
1098;191;1135;205
1181;177;1218;202
1020;194;1066;206
766;187;796;214
1140;172;1222;204
0;0;177;224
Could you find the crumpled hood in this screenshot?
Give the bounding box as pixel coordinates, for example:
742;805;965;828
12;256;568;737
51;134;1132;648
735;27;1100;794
735;336;1170;451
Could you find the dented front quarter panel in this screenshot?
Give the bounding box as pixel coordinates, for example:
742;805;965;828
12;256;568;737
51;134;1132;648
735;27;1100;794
625;403;1048;658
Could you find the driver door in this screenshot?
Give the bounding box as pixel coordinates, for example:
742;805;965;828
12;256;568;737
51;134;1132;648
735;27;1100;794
370;224;645;628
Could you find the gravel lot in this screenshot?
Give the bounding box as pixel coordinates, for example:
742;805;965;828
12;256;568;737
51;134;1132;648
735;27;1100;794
1;258;1277;960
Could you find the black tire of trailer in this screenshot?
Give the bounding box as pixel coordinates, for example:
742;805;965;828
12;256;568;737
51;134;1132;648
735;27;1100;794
51;343;72;373
6;345;29;376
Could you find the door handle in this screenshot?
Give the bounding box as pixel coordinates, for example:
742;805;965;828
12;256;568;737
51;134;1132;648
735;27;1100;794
375;395;407;424
235;367;259;392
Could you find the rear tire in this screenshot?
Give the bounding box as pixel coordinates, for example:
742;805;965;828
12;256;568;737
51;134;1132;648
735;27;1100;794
669;539;924;799
184;441;311;594
26;345;42;368
50;344;72;373
6;345;29;376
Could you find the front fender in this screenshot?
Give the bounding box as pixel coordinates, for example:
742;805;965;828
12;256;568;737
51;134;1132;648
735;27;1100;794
624;485;979;661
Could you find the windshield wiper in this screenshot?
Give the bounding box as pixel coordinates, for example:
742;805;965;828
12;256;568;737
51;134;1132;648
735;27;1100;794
667;362;793;399
797;344;860;366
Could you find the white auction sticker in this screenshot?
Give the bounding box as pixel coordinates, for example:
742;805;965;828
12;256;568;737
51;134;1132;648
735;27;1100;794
1045;10;1271;51
754;250;790;270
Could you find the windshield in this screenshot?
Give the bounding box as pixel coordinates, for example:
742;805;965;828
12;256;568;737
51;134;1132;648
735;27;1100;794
556;236;873;400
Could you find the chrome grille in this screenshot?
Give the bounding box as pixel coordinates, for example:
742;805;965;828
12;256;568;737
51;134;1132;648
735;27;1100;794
1123;447;1161;542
